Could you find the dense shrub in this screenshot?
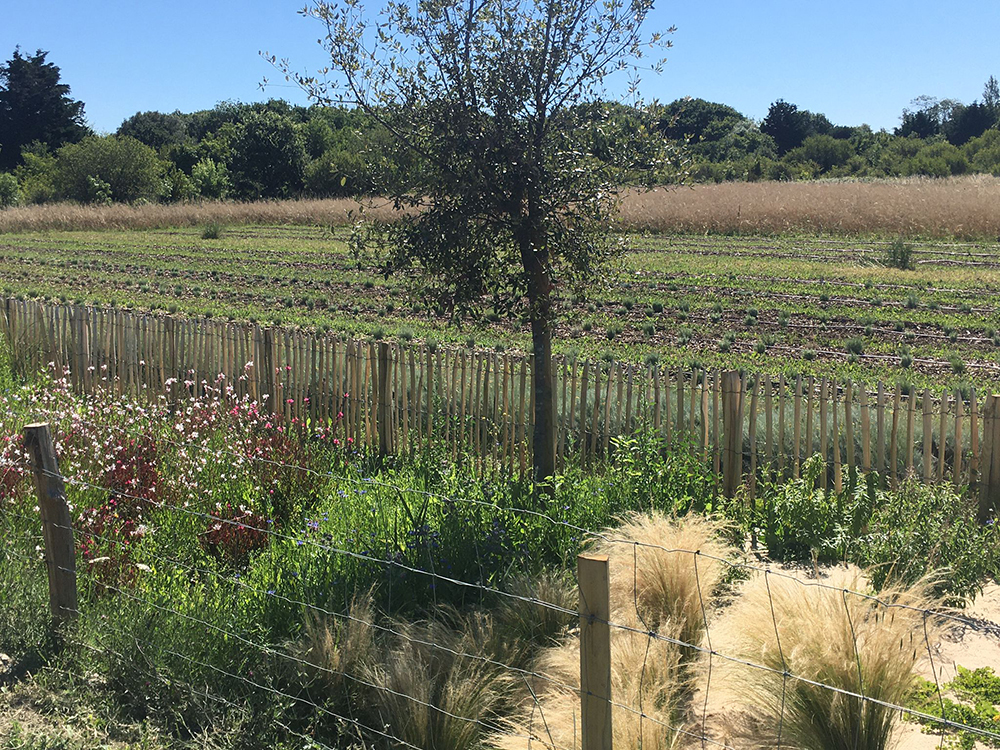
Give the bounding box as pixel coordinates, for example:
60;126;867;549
53;134;166;203
190;158;230;199
0;171;18;207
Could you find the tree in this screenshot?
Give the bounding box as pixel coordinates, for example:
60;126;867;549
659;98;744;143
0;48;88;170
282;0;672;487
984;75;999;118
117;111;190;152
760;100;809;156
945;101;994;146
895;95;962;139
226;110;307;199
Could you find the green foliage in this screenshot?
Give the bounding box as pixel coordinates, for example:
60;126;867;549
785;134;853;172
226;110;306;200
0;170;18;207
761;99;812;156
966;129;1000;175
756;462;999;603
53;135;165;203
12;145;55;204
83;175;113;206
117;110;190;151
885;237;914;270
908;667;1000;748
190;158;230;200
201;221;224;239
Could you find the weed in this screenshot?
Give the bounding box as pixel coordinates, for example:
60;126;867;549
845;337;865;355
201;221;224;239
885;237;914;270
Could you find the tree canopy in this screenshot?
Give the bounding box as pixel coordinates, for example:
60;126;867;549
0;48;89;171
282;0;674;485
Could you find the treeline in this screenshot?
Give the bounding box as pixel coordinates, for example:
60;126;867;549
0;48;999;209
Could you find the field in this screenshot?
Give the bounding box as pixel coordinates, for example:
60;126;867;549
2;222;1000;389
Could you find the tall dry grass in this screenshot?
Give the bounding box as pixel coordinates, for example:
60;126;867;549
493;514;732;750
293;574;577;750
706;568;940;750
0;197;402;233
619;175;1000;239
3;176;999;237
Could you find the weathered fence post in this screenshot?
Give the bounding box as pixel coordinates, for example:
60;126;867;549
578;553;612;750
260;325;275;414
721;370;743;498
24;423;77;622
377;341;392;456
979;394;1000;523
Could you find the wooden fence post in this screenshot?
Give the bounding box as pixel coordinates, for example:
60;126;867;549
721;370;743;498
24;423;77;622
377;341;392;457
979;394;1000;523
578;553;612;750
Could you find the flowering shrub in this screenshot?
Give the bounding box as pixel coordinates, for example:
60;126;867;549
199;503;271;566
0;365;354;589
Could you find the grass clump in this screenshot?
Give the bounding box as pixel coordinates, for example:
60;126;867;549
496;514;732;750
884;237;914;270
200;221;224;240
845;336;865;355
710;568;939;750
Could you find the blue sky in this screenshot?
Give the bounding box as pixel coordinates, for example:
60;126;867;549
3;0;997;134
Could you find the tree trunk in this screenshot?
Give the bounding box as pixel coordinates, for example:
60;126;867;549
526;257;556;492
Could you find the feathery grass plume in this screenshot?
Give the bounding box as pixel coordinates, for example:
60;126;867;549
365;612;515;750
591;513;732;649
492;514;734;750
288;590;377;692
494;570;577;665
707;567;940;750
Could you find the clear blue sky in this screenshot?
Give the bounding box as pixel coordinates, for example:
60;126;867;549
3;0;997;134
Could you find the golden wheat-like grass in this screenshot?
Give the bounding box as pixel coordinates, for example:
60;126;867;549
493;514;733;750
3;176;999;237
590;513;732;645
706;567;940;750
619;175;1000;239
0;197;402;233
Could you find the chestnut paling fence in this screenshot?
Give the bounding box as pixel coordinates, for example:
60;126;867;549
3;421;1000;749
4;297;1000;507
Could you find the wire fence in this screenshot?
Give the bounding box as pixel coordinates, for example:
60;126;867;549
2;422;1000;750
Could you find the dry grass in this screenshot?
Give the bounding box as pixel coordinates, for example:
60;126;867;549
590;513;732;648
706;567;940;750
366;614;515;750
0;197;402;233
619;175;1000;239
289;591;378;693
293;593;521;750
3;176;999;237
493;514;733;750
